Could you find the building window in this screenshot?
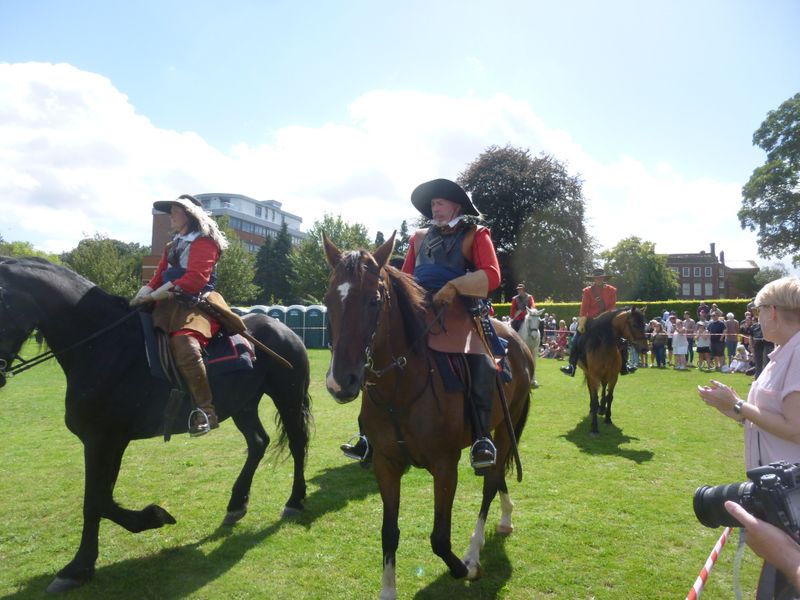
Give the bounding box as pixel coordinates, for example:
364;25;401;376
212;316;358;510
719;279;725;289
682;283;690;296
255;206;262;218
693;267;701;277
682;267;689;277
705;267;712;277
694;283;702;296
704;283;713;297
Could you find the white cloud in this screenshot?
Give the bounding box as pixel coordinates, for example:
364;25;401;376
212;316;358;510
0;61;765;272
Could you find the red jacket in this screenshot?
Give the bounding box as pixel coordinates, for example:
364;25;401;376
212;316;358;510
579;283;617;318
148;236;220;294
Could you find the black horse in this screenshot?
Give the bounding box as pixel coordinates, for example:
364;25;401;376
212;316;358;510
0;257;311;592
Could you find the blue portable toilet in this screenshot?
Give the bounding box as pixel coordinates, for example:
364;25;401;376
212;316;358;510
304;305;327;348
249;305;269;315
285;305;306;340
267;305;287;323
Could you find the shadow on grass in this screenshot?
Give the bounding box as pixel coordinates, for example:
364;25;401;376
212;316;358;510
2;462;377;600
560;415;655;464
414;532;512;599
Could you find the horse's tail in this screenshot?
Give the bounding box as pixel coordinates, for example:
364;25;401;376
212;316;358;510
504;389;531;477
271;387;313;462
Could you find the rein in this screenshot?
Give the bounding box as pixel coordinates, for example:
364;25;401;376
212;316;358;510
0;308;141;379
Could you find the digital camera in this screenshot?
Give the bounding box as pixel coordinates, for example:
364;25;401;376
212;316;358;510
693;461;800;542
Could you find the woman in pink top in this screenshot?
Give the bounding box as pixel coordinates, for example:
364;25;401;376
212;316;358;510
698;277;800;597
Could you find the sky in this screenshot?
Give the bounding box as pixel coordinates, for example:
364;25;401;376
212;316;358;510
1;0;798;274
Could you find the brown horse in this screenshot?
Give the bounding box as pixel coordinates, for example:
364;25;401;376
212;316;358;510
323;233;532;600
577;307;648;435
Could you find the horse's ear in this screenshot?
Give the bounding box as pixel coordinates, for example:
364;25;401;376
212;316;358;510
373;231;396;269
322;232;342;268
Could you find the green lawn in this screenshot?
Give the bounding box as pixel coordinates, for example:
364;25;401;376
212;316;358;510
0;346;762;599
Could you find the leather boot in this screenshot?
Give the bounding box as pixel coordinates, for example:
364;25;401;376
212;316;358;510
170;334;219;437
466;354;497;473
561;332;580;376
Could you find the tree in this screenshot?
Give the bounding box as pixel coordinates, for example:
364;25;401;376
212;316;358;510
61;235;148;297
754;262;790;289
739;93;800;267
0;239;62;263
459;145;595;301
600;237;679;301
291;214;370;303
254;222;297;305
213;217;259;305
395;220;411;257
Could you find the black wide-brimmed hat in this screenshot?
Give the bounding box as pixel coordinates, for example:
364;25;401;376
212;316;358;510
586;267;612;281
153;194;203;214
410;178;480;219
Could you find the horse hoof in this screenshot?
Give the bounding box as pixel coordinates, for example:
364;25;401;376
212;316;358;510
46;576;84;594
496;523;514;535
466;561;483;581
145;504;176;526
223;506;247;526
281;505;303;519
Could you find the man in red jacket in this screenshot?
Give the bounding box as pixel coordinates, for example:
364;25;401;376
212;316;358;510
342;178;503;472
510;283;535;332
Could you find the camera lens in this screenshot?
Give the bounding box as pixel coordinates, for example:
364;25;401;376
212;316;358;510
693;482;757;528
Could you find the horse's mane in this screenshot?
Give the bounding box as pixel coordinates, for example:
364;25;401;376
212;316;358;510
582;308;626;354
382;265;429;350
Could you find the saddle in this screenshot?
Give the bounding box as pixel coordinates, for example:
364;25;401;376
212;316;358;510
139;312;255;386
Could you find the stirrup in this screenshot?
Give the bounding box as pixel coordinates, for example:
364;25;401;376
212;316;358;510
470;437;497;469
341;434;370;461
188;408;212;437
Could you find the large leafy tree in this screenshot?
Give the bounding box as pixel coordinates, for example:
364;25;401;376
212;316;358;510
739;92;800;267
459;145;595;301
600;236;678;301
212;217;259;305
291;214;370;304
254;221;296;305
61;235;148;297
754;262;789;289
0;239;62;264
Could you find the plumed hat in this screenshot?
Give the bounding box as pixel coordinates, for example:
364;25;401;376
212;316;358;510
410;179;480;219
153;194;229;250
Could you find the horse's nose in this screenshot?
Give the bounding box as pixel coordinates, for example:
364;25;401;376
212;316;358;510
326;368;361;403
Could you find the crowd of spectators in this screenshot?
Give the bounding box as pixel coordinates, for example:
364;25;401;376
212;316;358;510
523;301;771;378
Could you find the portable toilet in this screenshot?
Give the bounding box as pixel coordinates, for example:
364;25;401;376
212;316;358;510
249;305;269;315
304;305;327;348
285;305;306;340
267;305;287;323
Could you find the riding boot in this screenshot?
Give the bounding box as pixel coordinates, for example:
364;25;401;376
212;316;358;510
619;341;636;375
561;332;580;376
466;354;497;473
341;433;372;464
170;334;219;437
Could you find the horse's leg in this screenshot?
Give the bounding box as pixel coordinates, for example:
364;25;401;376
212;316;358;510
374;456;404;600
587;379;600;436
605;380;616;425
224;406;270;525
430;461;469;580
598;382;607;415
463;469;510;580
48;437;176;593
276;390;310;516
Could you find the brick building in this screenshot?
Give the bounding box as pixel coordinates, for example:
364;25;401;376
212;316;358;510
665;242;759;300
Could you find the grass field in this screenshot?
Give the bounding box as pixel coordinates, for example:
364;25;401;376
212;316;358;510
0;345;763;599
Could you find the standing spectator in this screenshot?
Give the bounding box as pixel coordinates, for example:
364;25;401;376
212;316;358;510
664;313;677;366
641;320;653;367
710;303;723;318
509;283;535;333
568;316;578;343
695;323;712;370
697;300;710;322
707;312;727;371
651;322;668;368
740;311;754;353
724;312;740;366
672;320;689;370
556;320;568;352
698;276;800;599
683;311;697;366
749;304;775;379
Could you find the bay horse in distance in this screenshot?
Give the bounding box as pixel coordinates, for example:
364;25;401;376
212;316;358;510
0;257;311;592
323;233;533;600
576;307;648;435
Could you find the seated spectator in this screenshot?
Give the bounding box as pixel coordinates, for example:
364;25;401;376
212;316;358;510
729;344;752;373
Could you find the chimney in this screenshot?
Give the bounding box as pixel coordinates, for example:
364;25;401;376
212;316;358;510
720;250;725;266
710;242;716;258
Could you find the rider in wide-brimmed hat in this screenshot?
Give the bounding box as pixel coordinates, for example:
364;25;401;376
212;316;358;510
130;194;231;436
510;283;536;333
341;178;503;473
560;266;635;377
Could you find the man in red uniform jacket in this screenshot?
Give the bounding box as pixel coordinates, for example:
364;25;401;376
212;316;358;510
560;267;634;377
510;283;535;332
342;178;503;472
